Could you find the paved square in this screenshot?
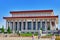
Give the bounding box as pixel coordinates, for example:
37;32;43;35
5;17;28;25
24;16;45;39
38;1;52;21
0;37;51;40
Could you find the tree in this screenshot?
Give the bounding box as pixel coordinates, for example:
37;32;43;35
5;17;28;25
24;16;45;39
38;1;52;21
40;27;42;30
47;25;50;30
56;28;58;30
7;26;11;33
1;25;4;33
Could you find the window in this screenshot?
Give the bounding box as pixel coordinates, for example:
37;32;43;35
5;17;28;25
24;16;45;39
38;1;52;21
27;22;31;30
19;22;21;31
15;22;17;31
23;22;26;30
47;22;50;30
33;22;36;30
42;22;45;31
11;22;13;30
37;22;41;30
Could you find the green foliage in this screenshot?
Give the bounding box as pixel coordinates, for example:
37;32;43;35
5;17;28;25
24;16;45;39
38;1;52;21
26;32;30;34
17;32;20;36
0;28;2;30
46;34;52;36
34;32;38;36
7;26;11;34
55;34;59;36
56;28;58;30
40;27;42;30
1;25;4;33
47;26;50;30
20;33;32;37
18;32;38;37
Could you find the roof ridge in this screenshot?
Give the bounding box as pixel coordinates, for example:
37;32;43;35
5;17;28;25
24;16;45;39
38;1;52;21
10;10;53;14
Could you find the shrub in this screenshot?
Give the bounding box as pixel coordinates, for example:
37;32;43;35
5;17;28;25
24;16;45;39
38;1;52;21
20;33;32;37
47;26;50;30
7;26;11;34
26;32;29;34
1;25;4;33
34;32;38;36
40;27;42;30
46;34;52;36
56;28;58;30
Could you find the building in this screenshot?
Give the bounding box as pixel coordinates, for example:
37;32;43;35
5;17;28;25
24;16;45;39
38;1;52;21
3;10;58;33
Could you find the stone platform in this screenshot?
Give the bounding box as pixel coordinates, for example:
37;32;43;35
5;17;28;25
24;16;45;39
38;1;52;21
0;37;51;40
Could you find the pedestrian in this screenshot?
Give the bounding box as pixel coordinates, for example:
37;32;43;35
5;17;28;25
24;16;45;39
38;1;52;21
38;34;41;40
51;34;56;40
32;33;34;40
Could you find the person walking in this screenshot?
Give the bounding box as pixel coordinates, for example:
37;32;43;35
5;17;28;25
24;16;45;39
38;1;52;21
38;34;41;40
51;34;56;40
32;33;34;40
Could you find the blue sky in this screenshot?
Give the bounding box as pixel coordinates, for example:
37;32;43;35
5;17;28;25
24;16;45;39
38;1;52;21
0;0;60;29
